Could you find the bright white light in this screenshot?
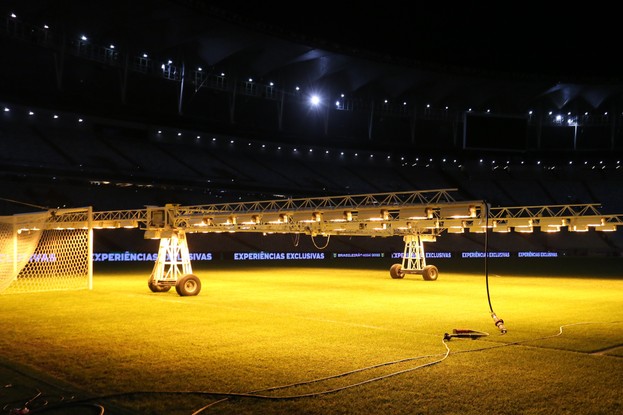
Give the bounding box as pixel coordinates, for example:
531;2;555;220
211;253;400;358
3;107;9;112
10;13;17;18
310;95;320;106
81;35;87;41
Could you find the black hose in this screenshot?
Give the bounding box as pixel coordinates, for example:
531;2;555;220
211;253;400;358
484;201;493;312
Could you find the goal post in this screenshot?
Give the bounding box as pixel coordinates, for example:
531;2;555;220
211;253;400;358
0;207;93;294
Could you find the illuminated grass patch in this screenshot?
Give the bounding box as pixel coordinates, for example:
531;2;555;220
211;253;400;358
1;263;622;414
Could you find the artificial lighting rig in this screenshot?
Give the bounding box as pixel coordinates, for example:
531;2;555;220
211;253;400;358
10;188;623;296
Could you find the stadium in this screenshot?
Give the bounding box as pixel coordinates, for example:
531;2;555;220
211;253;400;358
1;2;622;414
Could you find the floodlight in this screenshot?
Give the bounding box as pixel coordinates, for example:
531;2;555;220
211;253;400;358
115;220;137;229
468;224;487;233
291;211;321;223
537;217;564;232
322;210;352;222
262;213;288;224
539;217;566;226
569;216;604;227
188;217;208;227
400;207;433;219
236;214;261;225
309;94;321;106
440;205;476;219
144;230;161;239
357;209;389;221
506;218;533;228
212;214;236;225
442;219;465;232
595;224;617;232
514;225;534;233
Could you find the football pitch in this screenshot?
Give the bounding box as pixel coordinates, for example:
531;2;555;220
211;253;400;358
1;259;622;414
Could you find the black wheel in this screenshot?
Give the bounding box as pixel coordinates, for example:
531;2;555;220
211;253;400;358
176;274;202;296
148;278;171;292
422;265;439;281
390;263;404;279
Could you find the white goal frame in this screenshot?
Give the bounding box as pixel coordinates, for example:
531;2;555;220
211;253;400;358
0;207;93;294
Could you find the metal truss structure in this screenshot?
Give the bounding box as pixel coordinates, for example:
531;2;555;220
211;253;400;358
7;188;623;296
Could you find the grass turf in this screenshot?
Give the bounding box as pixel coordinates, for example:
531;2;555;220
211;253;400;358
1;260;622;414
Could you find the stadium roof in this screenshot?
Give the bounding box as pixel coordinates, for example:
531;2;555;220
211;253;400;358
4;0;623;116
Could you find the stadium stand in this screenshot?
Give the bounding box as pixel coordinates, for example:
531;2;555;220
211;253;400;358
1;2;623;258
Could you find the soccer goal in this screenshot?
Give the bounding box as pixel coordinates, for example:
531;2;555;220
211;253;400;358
0;207;93;294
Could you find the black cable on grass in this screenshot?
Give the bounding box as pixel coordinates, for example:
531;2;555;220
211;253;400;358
483;201;507;334
1;391;105;415
3;342;452;415
13;322;620;414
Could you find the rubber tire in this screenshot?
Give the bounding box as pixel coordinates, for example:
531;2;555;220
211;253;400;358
176;274;202;296
422;265;439;281
390;263;404;279
148;279;171;292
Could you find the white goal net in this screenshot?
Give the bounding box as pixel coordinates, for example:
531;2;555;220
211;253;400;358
0;208;93;294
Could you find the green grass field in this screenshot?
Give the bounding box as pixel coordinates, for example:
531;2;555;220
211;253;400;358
1;259;622;414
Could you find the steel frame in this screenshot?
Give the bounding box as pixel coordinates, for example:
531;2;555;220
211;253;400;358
4;189;623;295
